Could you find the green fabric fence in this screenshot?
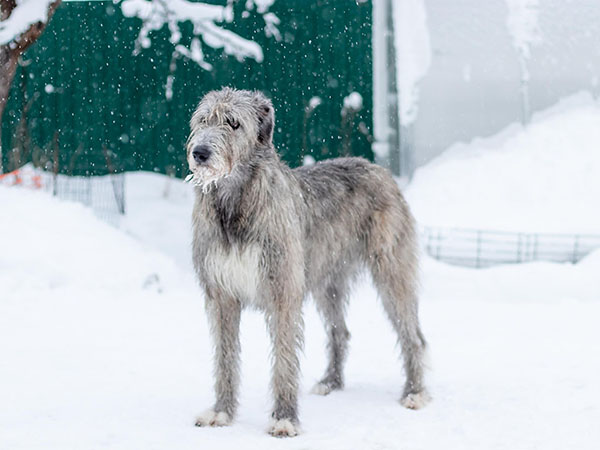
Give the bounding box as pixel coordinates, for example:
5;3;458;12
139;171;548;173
1;0;373;176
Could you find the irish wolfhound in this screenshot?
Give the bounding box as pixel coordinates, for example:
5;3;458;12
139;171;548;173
188;88;428;437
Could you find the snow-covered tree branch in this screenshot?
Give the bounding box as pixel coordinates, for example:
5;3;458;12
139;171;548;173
0;0;56;45
0;0;61;173
116;0;279;73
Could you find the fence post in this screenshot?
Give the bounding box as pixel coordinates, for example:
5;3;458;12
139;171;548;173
372;0;401;175
476;230;482;268
572;235;580;263
425;228;432;258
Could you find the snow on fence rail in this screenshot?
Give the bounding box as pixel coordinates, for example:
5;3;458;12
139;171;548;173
0;167;125;225
420;226;600;268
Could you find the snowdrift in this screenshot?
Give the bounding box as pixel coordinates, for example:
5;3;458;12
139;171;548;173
406;91;600;233
1;171;599;450
0;185;180;295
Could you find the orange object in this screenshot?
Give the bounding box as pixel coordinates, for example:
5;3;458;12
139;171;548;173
32;174;43;189
0;169;44;189
0;169;20;185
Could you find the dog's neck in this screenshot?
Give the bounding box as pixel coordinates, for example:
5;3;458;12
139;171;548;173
198;149;275;246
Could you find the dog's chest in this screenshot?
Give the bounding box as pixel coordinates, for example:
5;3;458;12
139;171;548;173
203;243;262;304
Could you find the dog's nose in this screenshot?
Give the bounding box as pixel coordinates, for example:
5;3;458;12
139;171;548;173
192;145;211;164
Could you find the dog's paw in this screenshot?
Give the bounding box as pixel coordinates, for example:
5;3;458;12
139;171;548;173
311;377;342;396
268;419;300;438
311;382;332;396
400;390;431;410
311;381;336;396
195;409;231;427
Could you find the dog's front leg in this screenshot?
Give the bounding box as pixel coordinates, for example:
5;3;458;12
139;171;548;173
266;289;304;438
196;292;241;427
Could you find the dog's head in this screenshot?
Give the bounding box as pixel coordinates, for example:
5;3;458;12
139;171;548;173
186;88;274;191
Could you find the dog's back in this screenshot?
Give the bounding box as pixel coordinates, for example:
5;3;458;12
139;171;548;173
293;157;417;289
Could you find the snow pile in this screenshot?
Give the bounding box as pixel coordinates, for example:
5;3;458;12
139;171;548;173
0;184;180;295
422;249;600;305
0;0;55;45
307;96;322;112
1;172;599;449
342;91;363;115
392;0;431;125
406;92;600;233
303;155;316;166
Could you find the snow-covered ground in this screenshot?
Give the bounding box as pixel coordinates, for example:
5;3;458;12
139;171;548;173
1;171;599;450
406;91;600;233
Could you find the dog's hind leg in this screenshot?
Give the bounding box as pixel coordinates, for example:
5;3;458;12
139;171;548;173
311;278;351;396
367;209;430;409
195;291;241;427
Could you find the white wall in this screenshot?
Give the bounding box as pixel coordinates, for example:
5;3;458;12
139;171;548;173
399;0;600;167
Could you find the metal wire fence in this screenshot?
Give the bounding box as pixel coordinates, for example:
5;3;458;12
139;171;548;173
1;166;125;225
4;166;599;264
420;226;600;268
45;172;126;225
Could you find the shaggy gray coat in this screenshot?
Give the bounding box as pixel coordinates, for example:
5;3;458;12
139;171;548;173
188;88;428;437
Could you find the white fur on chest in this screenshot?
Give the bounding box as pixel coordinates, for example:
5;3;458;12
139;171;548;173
203;243;262;304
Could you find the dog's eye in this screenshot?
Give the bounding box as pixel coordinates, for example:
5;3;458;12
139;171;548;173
200;117;207;125
227;118;240;130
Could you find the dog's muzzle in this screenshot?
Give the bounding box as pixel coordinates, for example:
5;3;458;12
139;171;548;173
192;145;212;164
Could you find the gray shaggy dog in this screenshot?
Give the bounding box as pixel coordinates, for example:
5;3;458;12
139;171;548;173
188;88;429;437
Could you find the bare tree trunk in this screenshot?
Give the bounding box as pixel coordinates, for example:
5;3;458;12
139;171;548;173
0;0;61;173
0;46;17;172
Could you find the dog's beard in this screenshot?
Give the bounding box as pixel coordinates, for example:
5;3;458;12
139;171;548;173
186;156;230;194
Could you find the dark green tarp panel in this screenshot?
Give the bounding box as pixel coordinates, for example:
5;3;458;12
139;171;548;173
1;0;373;176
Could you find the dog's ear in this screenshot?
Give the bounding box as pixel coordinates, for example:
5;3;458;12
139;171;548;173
254;93;274;145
